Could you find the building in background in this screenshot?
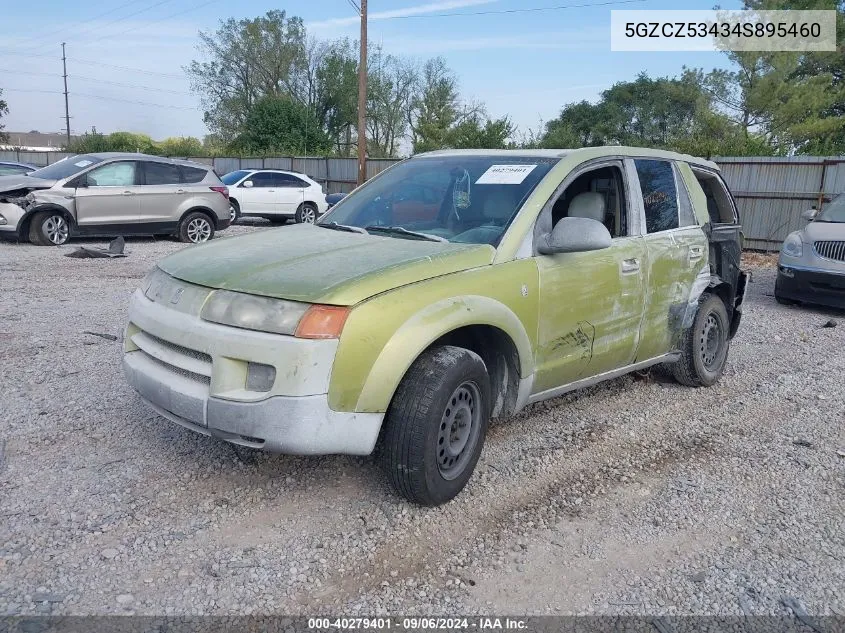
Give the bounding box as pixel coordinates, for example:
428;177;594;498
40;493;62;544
0;131;78;151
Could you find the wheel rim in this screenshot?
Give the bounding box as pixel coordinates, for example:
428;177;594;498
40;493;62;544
437;382;482;480
229;204;237;222
187;217;212;243
44;215;68;245
300;206;316;224
699;312;723;369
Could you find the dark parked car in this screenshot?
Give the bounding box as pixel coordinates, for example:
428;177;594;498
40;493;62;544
0;161;37;176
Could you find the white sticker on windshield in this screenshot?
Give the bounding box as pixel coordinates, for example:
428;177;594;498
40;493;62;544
476;164;537;185
74;160;93;167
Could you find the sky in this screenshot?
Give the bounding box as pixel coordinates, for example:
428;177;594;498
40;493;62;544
0;0;743;147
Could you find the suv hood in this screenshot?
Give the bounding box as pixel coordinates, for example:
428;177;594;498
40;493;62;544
158;223;496;305
0;175;56;193
803;220;845;242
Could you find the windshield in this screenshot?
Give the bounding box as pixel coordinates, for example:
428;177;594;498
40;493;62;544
320;155;558;245
816;194;845;223
29;155;104;180
221;170;251;185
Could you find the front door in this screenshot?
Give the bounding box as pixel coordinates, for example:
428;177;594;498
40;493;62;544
74;161;140;230
237;172;278;214
533;160;647;393
632;158;708;360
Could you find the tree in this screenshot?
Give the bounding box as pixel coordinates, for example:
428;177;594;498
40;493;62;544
67;131;157;154
186;10;307;143
449;114;513;149
366;48;418;157
158;136;204;156
0;88;8;144
409;58;460;153
229;95;330;155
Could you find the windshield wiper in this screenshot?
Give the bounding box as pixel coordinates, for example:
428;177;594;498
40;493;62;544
318;222;369;234
364;225;448;242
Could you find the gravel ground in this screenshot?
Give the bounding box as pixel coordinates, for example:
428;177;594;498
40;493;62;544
1;229;843;618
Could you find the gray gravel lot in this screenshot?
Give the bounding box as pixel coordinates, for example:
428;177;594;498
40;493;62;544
1;226;843;617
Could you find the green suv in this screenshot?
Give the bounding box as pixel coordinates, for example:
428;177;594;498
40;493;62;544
123;147;747;505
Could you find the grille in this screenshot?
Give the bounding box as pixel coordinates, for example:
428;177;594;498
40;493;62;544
130;327;212;385
814;241;845;262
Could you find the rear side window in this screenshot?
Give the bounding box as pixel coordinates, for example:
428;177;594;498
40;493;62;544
635;159;679;233
278;174;307;187
181;166;207;183
144;161;183;185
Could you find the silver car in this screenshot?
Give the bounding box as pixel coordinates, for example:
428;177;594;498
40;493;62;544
776;193;845;309
0;153;231;246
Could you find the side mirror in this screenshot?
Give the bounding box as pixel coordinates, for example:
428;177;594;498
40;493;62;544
537;217;612;255
242;180;254;188
801;208;817;221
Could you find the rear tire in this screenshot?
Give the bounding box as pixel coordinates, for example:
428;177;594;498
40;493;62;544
295;202;318;224
672;293;730;387
178;211;215;244
28;210;70;246
383;345;490;506
229;199;241;224
775;294;797;306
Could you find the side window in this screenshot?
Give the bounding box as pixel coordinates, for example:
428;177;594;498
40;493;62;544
635;159;678;233
276;174;307;188
246;172;275;188
550;164;628;238
144;161;183;185
181;166;207;183
86;162;137;187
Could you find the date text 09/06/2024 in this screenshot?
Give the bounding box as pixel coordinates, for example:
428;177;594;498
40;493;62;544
307;617;528;630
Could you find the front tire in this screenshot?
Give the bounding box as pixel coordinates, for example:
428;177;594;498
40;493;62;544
295;202;318;224
178;211;215;244
672;293;730;387
383;346;490;506
29;210;70;246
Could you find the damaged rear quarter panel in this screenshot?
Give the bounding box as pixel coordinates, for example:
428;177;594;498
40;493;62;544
328;259;540;413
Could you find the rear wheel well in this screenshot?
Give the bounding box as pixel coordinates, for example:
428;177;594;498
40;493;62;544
428;325;521;418
20;206;74;242
708;281;733;319
178;207;217;230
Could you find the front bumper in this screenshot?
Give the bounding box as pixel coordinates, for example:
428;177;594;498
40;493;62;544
775;265;845;309
123;289;383;455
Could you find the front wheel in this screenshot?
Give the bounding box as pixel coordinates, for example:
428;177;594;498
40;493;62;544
295;202;318;224
29;210;70;246
178;211;215;244
383;346;490;506
229;199;241;224
672;293;730;387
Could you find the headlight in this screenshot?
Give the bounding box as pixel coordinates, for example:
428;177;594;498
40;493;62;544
0;214;6;226
201;290;310;335
781;232;803;258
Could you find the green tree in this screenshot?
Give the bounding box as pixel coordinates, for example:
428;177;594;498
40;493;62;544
186;10;307;143
158;136;204;156
366;47;418;157
67;131;158;154
409;58;461;153
449;114;514;149
0;88;8;144
230;95;330;155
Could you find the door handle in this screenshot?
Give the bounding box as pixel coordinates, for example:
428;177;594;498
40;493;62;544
621;258;640;274
689;246;704;261
267;189;275;192
122;191;135;195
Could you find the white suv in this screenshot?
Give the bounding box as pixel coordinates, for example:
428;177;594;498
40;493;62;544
221;169;328;224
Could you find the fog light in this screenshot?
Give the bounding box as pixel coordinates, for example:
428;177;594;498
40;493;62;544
0;215;7;225
246;362;276;392
779;266;794;278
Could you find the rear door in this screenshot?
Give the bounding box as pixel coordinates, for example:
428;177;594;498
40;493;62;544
74;160;140;229
632;158;709;361
138;160;186;226
275;173;309;215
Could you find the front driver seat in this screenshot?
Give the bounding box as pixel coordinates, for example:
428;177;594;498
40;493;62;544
567;191;606;223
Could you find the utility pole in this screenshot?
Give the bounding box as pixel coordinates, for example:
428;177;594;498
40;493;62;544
356;0;367;186
61;43;71;147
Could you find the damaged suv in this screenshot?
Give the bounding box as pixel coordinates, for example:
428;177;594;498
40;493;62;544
123;147;747;505
0;153;230;245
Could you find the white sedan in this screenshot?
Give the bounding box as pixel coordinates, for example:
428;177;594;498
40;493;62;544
221;169;328;224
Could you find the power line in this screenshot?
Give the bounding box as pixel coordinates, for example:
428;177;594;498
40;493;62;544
2;87;196;110
381;0;648;19
0;51;186;78
346;0;361;15
79;0;224;45
65;0;179;44
0;68;191;95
